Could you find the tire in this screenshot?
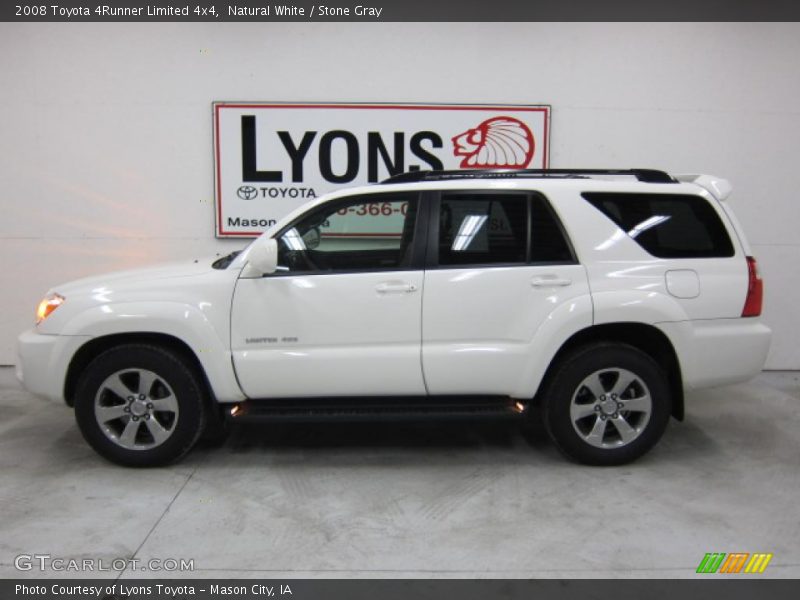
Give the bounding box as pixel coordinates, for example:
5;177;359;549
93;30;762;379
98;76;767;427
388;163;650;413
197;404;231;447
541;342;671;466
74;344;206;467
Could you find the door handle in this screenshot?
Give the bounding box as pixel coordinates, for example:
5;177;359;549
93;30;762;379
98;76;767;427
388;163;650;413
531;276;572;288
376;282;418;294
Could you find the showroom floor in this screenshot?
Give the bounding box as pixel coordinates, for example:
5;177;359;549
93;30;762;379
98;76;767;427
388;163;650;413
0;367;797;579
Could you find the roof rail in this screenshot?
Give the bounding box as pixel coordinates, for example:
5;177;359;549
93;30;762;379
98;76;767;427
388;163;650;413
381;168;676;184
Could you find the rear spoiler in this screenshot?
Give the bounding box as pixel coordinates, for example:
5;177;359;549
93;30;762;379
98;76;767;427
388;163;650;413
674;174;732;201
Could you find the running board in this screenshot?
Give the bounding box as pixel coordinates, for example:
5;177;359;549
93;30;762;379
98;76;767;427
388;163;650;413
226;396;527;423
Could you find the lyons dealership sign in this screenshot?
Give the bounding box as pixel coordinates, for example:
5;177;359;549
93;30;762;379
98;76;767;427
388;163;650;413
213;103;550;237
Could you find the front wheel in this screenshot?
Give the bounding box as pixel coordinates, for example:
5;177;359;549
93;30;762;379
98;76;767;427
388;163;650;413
542;343;671;466
74;344;206;467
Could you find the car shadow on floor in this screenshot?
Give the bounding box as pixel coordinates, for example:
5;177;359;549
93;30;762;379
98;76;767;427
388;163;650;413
187;414;721;470
225;419;529;451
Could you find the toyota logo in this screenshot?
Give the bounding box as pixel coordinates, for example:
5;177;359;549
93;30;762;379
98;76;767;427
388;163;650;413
237;185;258;200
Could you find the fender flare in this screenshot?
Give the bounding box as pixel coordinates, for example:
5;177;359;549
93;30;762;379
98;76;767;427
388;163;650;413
61;302;245;403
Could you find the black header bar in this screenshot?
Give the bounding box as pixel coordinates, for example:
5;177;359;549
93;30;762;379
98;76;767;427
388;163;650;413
3;0;800;22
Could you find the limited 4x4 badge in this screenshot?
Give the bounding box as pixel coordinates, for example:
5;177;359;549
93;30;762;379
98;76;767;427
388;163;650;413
245;337;299;344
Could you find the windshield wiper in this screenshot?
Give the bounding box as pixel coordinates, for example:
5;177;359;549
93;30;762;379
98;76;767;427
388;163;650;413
212;251;241;270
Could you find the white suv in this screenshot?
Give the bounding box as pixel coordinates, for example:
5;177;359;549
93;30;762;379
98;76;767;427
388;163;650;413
17;169;771;466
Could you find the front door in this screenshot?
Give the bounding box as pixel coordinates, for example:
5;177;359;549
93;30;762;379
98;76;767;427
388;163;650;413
231;192;426;399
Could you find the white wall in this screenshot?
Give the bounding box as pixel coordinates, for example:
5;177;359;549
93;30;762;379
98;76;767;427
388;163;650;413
1;22;798;368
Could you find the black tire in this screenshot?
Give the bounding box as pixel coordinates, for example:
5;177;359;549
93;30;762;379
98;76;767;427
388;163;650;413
541;342;671;466
74;344;206;467
197;404;231;447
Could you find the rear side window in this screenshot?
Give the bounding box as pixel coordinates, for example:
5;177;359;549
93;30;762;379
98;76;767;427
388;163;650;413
439;193;527;265
437;192;576;266
583;193;734;258
530;196;575;263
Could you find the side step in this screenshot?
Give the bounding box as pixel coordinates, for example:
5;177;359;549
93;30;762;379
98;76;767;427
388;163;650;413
226;396;528;423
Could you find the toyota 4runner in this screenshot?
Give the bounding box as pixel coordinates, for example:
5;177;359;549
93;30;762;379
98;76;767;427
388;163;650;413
17;169;771;466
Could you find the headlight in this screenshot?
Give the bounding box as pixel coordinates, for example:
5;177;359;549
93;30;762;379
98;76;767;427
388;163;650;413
36;293;65;324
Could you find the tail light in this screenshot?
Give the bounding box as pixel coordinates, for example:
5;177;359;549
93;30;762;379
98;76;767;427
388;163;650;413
742;256;763;317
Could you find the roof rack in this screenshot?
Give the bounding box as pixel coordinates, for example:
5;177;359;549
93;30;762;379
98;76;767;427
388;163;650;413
381;168;676;184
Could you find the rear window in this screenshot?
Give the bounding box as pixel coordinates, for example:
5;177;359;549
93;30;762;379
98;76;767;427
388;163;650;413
582;193;734;258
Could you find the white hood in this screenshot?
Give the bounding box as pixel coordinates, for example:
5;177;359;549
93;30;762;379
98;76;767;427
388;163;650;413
53;258;217;297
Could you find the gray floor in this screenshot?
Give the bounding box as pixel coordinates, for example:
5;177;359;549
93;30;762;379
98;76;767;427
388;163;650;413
0;367;798;579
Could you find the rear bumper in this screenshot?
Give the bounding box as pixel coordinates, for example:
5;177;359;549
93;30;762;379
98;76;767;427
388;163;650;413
658;318;771;391
16;329;90;403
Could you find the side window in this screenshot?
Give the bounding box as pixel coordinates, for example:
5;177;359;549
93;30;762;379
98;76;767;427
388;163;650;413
437;192;576;266
277;193;418;274
530;196;576;263
438;193;528;266
583;192;734;258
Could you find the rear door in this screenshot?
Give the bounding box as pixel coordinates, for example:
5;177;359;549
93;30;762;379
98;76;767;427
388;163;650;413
421;190;590;395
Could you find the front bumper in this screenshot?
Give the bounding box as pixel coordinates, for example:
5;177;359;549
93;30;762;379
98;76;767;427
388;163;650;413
16;329;90;403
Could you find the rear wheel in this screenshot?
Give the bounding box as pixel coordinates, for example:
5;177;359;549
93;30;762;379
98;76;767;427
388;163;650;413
542;343;671;465
74;344;206;467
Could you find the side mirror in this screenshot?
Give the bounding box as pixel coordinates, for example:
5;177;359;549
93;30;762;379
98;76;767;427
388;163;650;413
241;237;278;278
302;226;321;250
